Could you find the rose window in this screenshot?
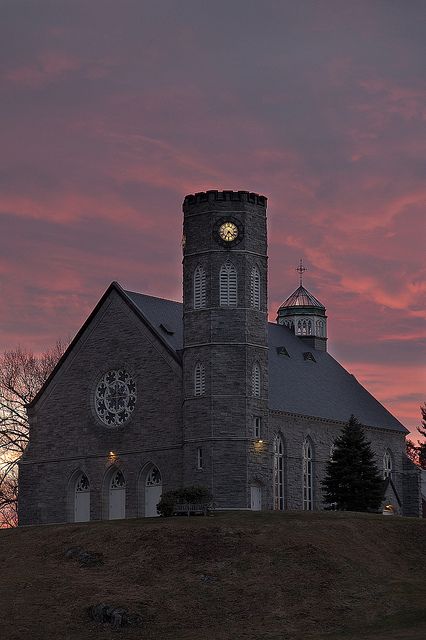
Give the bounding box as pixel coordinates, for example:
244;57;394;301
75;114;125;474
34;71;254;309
95;370;136;427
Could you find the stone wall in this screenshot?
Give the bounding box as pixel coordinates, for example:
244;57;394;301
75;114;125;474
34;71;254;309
19;289;183;525
268;411;408;512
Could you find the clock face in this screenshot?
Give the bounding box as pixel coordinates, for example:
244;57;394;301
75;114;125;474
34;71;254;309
219;221;239;243
213;216;243;247
95;369;136;427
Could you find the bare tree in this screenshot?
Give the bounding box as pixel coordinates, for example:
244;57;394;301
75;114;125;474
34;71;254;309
406;438;419;466
0;341;67;527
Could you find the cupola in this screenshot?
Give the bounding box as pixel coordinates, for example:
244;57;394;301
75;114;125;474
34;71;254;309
277;260;327;351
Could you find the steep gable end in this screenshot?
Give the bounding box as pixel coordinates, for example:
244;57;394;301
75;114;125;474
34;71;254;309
28;282;181;409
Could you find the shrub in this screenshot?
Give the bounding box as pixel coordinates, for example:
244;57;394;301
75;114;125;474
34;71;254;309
157;485;213;517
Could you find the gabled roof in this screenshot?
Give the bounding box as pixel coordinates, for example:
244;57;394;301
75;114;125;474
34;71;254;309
28;282;182;408
267;323;406;432
124;290;183;353
127;290;406;433
278;285;325;310
29;283;407;434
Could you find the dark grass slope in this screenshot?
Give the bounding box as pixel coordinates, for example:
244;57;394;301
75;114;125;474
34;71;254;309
1;511;425;640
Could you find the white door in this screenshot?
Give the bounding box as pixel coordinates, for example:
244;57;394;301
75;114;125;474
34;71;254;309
145;466;162;517
109;470;126;520
251;485;262;511
74;474;90;522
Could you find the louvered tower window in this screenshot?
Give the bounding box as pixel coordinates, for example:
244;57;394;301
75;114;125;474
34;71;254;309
250;266;261;309
252;363;261;397
303;438;313;511
219;262;237;306
193;265;206;309
194;362;205;396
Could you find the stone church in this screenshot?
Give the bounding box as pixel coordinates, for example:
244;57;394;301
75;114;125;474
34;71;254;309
18;190;421;524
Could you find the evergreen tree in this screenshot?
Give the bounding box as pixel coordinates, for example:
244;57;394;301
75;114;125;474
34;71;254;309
322;415;384;512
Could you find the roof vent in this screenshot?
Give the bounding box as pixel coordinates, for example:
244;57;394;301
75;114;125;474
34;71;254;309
276;346;290;357
160;323;174;335
303;352;316;362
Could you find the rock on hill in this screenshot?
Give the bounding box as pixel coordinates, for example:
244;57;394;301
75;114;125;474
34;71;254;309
1;511;425;640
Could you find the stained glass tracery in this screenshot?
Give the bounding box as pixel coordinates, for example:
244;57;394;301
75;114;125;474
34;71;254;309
95;369;136;426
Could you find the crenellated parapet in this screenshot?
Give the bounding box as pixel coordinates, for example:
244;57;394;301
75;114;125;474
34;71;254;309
183;190;267;209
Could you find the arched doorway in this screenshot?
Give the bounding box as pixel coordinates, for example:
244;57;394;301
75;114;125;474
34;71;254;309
109;469;126;520
74;473;90;522
145;466;162;517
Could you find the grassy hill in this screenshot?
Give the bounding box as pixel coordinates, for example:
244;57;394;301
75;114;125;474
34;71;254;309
1;511;425;640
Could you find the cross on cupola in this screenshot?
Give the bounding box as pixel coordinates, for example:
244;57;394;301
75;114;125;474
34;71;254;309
276;258;328;352
296;258;307;286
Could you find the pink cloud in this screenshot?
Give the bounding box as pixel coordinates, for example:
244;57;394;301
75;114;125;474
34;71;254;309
4;52;81;88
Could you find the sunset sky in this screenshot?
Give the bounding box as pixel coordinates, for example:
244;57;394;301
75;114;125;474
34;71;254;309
0;1;425;436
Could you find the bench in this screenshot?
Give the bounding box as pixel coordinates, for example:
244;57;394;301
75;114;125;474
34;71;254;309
173;503;210;516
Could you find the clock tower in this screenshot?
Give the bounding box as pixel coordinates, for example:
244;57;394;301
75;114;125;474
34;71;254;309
182;190;270;509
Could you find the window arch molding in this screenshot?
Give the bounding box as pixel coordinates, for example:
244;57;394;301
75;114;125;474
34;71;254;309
219;261;237;306
302;436;314;511
193;264;206;309
273;433;285;511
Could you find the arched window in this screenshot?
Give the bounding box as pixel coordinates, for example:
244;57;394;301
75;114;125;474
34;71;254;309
273;435;285;510
250;266;261;309
219;262;237;306
111;469;126;489
316;320;321;336
302;320;307;335
146;466;162;487
193;265;206;309
303;438;313;510
297;320;302;335
252;363;261;397
383;450;393;479
194;362;205;396
307;320;312;335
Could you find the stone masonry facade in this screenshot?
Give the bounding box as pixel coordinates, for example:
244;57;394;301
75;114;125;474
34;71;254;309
18;190;421;524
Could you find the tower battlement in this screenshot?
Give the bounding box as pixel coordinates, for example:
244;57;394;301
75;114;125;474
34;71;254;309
183;190;267;208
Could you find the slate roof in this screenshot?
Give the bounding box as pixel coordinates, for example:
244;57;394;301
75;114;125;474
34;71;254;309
278;285;325;309
125;290;183;353
123;289;407;434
